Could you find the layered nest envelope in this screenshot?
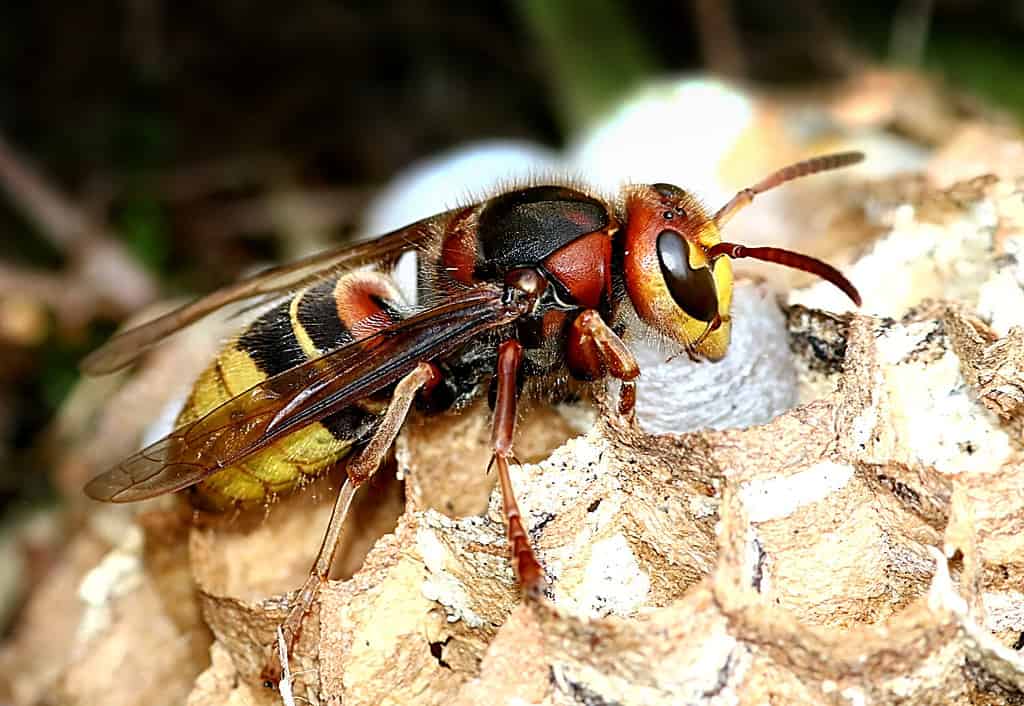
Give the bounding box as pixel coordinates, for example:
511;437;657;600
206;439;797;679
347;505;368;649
6;135;1024;706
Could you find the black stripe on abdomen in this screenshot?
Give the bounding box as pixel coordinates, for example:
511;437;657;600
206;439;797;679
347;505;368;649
297;277;353;352
236;291;377;443
237;300;306;377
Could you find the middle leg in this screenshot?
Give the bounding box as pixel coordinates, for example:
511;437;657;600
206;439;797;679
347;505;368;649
491;339;545;596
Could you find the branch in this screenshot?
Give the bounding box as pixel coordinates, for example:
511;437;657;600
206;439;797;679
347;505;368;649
0;134;157;319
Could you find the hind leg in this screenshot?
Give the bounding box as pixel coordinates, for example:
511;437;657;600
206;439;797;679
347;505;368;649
262;361;440;685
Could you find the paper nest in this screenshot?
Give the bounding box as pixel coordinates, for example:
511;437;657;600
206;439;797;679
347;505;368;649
4;170;1024;706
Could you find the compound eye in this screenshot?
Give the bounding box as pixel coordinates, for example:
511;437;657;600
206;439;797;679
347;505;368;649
656;230;718;322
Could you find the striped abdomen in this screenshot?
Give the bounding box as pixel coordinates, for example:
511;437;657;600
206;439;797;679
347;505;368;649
180;271;405;509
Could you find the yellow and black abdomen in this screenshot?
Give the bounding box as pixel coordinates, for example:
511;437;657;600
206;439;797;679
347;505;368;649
181;271;404;509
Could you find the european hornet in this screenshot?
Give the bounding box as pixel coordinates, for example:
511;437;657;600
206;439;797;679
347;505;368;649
82;151;863;681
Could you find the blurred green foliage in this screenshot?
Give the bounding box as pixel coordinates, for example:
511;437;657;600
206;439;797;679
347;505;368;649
925;35;1024;119
115;194;170;273
519;0;657;132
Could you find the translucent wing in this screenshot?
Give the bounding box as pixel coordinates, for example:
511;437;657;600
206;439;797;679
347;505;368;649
84;286;520;502
81;212;451;374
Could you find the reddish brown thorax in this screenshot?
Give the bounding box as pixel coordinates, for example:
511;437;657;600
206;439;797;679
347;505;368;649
438;187;616;310
542;230;613;310
439;207;479;287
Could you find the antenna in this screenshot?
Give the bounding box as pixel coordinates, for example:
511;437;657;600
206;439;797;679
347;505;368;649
707;152;864;305
713;152;864;228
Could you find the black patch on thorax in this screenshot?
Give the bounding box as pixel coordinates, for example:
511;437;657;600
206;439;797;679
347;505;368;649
475;186;608;276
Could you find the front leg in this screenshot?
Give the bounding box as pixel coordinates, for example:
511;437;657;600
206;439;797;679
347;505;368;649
491;339;546;596
566;309;640;420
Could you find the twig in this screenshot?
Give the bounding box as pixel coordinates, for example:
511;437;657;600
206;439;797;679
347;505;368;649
889;0;934;67
791;0;869;76
0;133;156;318
0;136;99;251
124;0;166;79
140;154;297;203
190;187;369;257
0;263;98;336
692;0;746;78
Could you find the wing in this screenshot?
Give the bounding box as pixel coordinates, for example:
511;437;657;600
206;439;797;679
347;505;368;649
81;211;454;374
84;285;522;503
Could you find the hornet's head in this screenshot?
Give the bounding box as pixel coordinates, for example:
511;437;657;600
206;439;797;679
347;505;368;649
621;152;864;361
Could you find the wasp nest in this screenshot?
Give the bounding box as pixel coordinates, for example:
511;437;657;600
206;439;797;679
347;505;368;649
4;145;1024;706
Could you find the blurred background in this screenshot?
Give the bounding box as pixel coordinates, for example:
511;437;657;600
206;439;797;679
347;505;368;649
0;0;1022;640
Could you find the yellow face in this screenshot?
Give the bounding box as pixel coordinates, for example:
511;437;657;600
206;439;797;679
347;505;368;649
621;184;734;361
